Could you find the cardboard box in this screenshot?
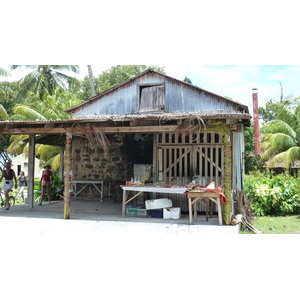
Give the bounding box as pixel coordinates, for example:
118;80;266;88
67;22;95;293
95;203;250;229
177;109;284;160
145;198;172;210
163;207;181;219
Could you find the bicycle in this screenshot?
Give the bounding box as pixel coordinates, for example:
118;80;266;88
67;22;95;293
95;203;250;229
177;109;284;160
0;188;16;208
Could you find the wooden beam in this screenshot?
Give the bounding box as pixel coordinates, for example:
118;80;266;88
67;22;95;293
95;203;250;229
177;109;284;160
1;122;244;136
1;128;68;135
0;125;180;135
89;125;179;134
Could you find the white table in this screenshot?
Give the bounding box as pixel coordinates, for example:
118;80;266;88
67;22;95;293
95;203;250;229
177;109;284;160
72;180;104;201
121;186;187;217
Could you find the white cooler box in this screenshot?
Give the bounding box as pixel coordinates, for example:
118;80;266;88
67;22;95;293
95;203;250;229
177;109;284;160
145;198;172;210
163;207;181;219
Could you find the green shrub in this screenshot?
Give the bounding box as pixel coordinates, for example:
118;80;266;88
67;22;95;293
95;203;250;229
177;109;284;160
34;175;64;202
243;171;300;216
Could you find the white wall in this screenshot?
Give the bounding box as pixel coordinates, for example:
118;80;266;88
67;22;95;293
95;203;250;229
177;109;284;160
10;154;42;178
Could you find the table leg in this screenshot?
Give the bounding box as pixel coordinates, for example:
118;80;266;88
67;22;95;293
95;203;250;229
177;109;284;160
217;200;223;225
122;189;127;218
206;198;209;221
193;201;197;223
188;197;193;224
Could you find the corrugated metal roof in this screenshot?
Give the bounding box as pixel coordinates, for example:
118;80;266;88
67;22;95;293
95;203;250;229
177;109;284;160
65;69;249;114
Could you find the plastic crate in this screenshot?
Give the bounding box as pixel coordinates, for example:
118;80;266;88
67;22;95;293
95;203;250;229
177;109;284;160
151;209;163;218
136;208;150;218
126;206;142;217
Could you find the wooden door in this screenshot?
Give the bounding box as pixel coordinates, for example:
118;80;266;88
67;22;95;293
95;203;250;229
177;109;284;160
156;132;224;186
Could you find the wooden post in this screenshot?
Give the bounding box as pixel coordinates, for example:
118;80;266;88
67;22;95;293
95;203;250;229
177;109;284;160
59;146;64;180
223;141;232;224
27;134;35;208
64;132;72;219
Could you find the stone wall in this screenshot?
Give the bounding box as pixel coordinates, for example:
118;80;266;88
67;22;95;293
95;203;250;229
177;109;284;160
72;134;153;200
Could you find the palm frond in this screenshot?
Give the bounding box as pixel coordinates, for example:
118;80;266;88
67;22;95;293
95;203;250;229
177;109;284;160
50;153;61;171
260;147;280;162
36;145;60;161
260;120;296;139
0;104;9;120
267;133;296;149
6;137;27;155
12;105;46;121
51;65;79;74
10;65;38;70
285;146;300;162
267;147;300;168
17;71;40;98
9;115;31;121
0;68;11;77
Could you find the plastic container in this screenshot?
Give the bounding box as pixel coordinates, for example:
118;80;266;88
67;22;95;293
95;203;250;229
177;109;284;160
163;207;181;219
145;198;172;210
151;209;163;218
126;206;142;217
136;208;150;218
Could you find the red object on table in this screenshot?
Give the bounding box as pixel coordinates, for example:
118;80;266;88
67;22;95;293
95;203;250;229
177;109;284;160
205;189;227;204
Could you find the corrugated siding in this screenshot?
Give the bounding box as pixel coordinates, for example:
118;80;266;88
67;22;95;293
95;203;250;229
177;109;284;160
73;73;241;116
165;78;238;112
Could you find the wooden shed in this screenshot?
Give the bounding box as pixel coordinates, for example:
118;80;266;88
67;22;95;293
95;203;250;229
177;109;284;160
0;69;251;224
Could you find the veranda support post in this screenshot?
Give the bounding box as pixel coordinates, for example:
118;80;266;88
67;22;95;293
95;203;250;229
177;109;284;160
223;141;232;225
64;132;72;219
27;134;35;208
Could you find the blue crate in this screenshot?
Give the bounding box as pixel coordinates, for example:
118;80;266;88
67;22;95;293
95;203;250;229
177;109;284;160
151;209;163;218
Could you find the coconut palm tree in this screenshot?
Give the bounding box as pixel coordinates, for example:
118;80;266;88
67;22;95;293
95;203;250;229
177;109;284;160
260;99;300;169
10;65;79;100
0;67;11;101
7;89;82;170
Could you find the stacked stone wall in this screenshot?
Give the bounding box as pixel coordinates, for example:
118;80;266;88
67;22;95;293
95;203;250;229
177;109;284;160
72;134;153;200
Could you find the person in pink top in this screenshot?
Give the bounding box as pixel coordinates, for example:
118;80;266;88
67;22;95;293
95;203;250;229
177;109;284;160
39;164;53;205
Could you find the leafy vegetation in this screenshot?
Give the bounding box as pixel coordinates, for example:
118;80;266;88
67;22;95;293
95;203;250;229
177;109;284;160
34;175;64;202
259;97;300;169
243;172;300;216
0;65;165;170
10;65;80;100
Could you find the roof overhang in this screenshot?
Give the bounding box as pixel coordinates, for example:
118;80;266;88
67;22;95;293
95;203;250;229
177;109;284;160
0;111;251;143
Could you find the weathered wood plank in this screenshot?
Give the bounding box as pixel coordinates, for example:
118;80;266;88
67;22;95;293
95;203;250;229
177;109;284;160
0;125;179;135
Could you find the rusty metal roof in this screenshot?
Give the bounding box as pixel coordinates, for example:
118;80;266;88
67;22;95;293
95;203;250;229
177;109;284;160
65;69;250;114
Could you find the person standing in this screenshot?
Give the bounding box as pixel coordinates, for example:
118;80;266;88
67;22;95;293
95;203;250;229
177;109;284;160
0;161;17;210
17;171;27;202
39;164;53;205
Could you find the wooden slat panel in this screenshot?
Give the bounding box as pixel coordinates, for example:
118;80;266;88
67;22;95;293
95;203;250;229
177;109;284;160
157;132;224;211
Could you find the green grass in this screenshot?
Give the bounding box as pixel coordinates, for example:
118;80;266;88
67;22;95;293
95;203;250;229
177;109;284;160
240;215;300;234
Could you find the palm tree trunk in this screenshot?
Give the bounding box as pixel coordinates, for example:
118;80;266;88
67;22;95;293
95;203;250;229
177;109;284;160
87;65;96;96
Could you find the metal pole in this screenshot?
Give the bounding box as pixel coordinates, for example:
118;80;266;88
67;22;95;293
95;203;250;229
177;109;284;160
252;88;260;156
